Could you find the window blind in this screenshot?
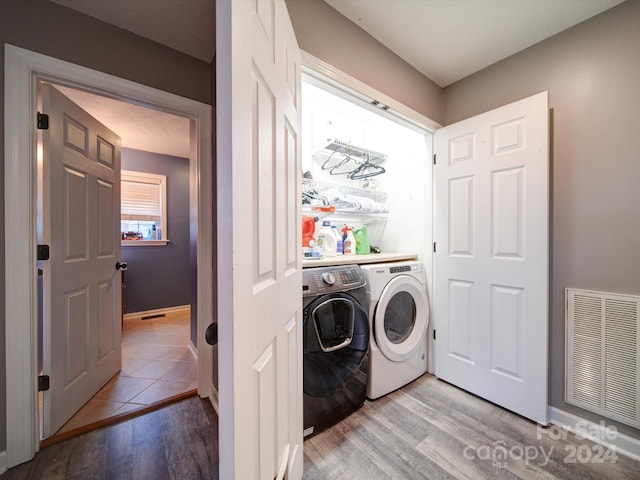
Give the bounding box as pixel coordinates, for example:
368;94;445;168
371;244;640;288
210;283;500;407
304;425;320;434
121;177;162;221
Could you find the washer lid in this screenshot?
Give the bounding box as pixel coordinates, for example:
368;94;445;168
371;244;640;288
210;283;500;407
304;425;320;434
374;275;429;362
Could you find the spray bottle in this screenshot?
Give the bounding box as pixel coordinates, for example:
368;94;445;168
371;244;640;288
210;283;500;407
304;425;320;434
342;224;356;255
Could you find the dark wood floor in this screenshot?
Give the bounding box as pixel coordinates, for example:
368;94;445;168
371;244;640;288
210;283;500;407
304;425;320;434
1;397;219;480
3;374;640;479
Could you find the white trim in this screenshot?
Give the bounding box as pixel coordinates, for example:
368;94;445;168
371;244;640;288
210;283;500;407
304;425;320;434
549;407;640;462
4;43;40;468
301;50;442;133
209;382;220;415
123;304;191;320
188;340;198;360
4;44;214;467
0;450;7;475
121;240;170;247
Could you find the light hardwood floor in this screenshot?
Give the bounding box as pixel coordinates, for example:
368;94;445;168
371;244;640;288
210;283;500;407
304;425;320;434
8;371;640;479
303;374;640;480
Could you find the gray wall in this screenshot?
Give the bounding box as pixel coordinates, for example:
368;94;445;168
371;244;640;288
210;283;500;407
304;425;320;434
289;0;640;439
121;148;191;315
286;0;444;124
0;0;212;454
443;0;640;437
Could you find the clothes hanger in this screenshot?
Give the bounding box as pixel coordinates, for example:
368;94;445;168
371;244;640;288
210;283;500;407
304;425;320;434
347;153;386;179
321;150;344;171
348;162;385;179
330;154;358;175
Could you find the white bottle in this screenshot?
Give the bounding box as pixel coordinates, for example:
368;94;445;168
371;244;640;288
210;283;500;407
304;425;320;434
316;221;336;257
332;225;343;255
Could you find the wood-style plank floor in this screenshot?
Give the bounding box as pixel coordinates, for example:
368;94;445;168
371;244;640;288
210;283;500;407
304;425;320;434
304;374;640;480
2;397;218;480
4;373;640;479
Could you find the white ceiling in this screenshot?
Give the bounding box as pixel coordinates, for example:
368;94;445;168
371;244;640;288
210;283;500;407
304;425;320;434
324;0;625;87
47;0;625;155
52;85;191;159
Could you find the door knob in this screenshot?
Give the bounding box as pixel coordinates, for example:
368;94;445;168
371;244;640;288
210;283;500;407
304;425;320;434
115;261;128;271
205;322;218;345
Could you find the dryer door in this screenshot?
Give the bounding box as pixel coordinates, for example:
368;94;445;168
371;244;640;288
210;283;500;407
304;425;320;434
374;276;429;362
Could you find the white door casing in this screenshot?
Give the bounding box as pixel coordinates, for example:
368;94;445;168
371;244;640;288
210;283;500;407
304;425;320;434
41;84;122;437
216;1;303;479
434;92;549;424
4;44;213;467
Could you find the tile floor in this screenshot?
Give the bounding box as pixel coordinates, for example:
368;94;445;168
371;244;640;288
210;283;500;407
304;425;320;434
53;308;197;435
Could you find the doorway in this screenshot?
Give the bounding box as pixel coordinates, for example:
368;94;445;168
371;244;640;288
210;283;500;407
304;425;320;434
5;45;214;467
36;81;199;438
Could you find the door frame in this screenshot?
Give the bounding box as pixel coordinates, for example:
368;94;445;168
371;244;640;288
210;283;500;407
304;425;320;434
4;44;214;467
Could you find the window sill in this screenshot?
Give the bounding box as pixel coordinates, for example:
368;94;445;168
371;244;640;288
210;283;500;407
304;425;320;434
121;240;170;247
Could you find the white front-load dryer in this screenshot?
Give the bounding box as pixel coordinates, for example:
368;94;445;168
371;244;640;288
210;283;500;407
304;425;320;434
360;261;429;399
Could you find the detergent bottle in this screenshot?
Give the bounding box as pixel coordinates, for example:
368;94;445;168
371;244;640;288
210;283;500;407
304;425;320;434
302;215;316;247
331;225;343;255
302;215;322;258
316;220;336;257
354;226;369;255
342;224;356;255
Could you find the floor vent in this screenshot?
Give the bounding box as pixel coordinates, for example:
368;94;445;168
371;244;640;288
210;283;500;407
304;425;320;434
566;289;639;428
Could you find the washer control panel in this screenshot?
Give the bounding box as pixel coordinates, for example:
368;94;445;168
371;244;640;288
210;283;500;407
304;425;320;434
303;265;365;296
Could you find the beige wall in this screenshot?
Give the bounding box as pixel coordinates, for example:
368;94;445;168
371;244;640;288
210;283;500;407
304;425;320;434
285;0;443;124
0;0;212;453
444;0;640;437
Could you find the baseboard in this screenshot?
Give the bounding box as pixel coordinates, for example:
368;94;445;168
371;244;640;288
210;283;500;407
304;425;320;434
549;407;640;462
0;450;7;475
123;304;190;320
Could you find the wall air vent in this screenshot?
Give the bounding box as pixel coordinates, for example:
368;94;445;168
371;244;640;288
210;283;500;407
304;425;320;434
566;289;640;428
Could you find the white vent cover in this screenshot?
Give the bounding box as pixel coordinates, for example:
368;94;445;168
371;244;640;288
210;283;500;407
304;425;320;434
566;289;640;428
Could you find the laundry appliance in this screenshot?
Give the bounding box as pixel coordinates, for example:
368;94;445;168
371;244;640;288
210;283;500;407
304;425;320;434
302;264;369;438
360;261;429;399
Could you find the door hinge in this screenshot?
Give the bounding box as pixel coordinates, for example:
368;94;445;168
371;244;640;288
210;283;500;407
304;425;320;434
37;112;49;130
433;329;436;341
433;153;437;165
37;244;50;261
433;242;436;253
38;375;50;392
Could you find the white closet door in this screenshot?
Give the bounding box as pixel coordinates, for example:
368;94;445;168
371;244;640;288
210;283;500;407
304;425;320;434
434;92;549;424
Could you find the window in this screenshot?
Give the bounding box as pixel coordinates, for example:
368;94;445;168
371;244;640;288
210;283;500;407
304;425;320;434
121;170;168;245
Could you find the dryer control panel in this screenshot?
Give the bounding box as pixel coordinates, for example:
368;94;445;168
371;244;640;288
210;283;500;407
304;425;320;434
302;264;365;296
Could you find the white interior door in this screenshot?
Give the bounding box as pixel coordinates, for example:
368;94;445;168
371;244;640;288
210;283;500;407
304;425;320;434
434;92;549;423
41;83;122;436
216;0;303;479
